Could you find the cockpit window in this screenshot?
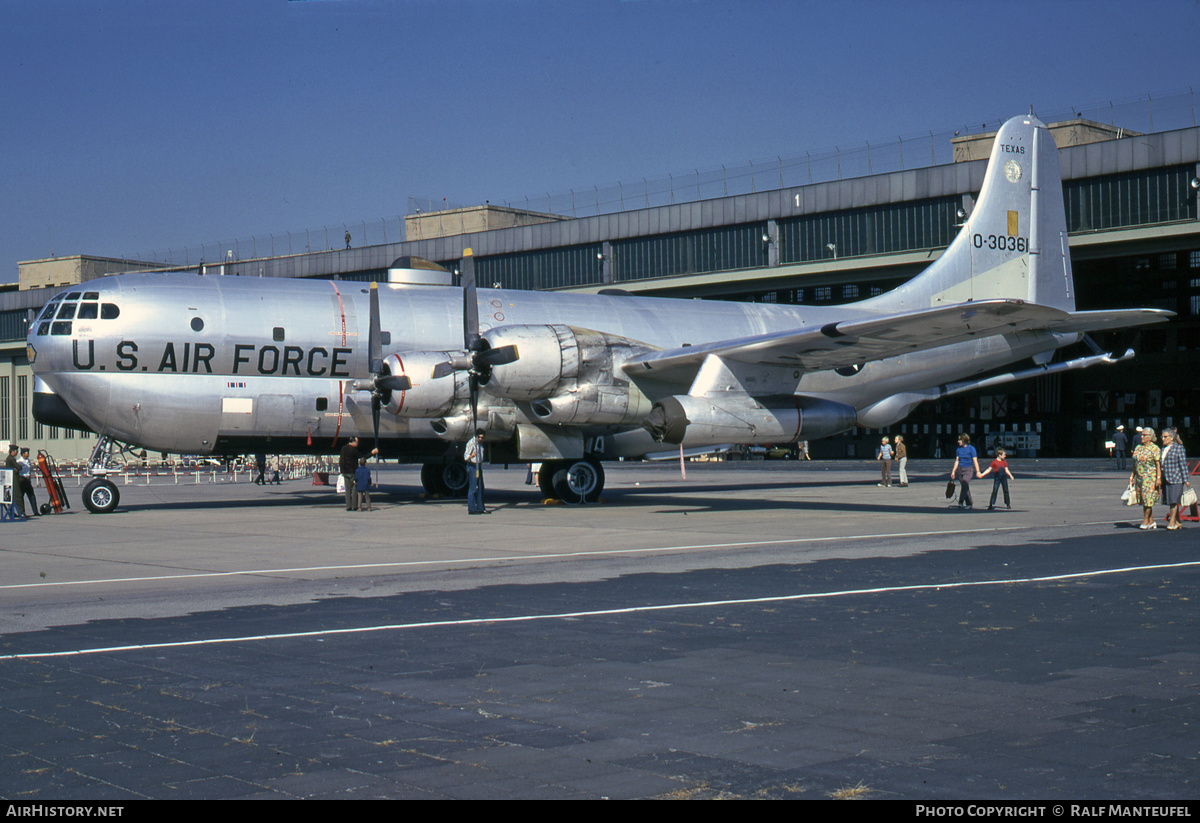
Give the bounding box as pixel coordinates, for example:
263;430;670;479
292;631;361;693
37;321;50;336
65;292;81;300
56;303;77;319
101;303;120;319
77;302;99;319
38;303;58;322
51;321;72;336
83;291;99;300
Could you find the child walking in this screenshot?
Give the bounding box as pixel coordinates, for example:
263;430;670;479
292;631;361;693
979;447;1015;510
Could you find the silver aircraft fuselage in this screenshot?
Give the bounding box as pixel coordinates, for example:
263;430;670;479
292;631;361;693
28;271;1062;459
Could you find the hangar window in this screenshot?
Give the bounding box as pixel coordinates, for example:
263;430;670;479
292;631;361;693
77;303;98;320
100;304;120;319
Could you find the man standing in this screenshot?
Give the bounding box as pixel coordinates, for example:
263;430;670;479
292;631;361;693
339;437;377;511
1112;425;1128;471
464;429;486;514
18;447;38;516
5;444;26;518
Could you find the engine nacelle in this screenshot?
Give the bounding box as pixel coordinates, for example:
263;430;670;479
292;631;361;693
381;351;465;417
642;395;857;447
481;324;648;403
479;324;579;401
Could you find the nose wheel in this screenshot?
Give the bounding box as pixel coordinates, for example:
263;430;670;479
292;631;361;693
82;478;120;514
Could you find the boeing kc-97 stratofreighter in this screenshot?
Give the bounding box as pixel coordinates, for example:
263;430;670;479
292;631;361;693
28;113;1172;512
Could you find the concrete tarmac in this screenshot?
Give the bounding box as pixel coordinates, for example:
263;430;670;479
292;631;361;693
1;459;1197;799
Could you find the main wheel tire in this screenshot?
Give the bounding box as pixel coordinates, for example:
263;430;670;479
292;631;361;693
83;479;120;514
551;458;605;504
420;463;441;495
441;461;469;498
538;460;561;500
421;461;469;498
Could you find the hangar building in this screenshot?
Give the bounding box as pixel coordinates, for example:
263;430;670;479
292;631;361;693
3;117;1198;462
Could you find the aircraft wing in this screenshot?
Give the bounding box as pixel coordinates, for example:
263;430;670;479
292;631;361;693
620;300;1169;379
1039;308;1175;335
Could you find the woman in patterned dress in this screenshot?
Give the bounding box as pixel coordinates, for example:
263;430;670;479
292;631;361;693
1129;427;1162;530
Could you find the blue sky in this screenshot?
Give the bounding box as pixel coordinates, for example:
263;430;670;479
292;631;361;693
3;0;1198;281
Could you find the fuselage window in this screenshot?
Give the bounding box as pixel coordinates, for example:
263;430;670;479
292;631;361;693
273;327;285;342
100;304;120;319
77;303;99;320
191;317;204;332
316;397;328;411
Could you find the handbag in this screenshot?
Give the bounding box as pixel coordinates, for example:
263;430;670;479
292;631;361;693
945;480;956;499
1122;483;1140;506
1181;486;1197;508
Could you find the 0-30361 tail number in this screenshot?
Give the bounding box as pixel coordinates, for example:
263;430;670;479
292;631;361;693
973;233;1027;253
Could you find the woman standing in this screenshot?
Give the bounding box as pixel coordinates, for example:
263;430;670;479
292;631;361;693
949;433;981;509
895;435;909;487
1130;427;1162;530
1160;429;1189;530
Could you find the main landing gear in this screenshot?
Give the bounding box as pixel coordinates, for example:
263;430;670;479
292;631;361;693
537;457;605;504
420;461;470;498
419;456;605;504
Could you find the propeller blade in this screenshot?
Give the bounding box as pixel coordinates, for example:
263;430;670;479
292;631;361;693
461;251;480;351
377;375;411;392
368;282;383;375
476;344;519;368
372;394;381;453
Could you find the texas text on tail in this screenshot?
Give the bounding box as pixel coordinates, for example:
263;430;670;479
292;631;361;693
29;113;1171;512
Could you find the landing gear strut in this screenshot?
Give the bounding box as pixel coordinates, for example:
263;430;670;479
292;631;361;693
82;435;124;514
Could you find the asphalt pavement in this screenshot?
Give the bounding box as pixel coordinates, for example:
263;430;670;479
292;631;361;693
0;458;1196;799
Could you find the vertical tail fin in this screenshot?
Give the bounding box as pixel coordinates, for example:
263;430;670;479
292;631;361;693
865;113;1075;312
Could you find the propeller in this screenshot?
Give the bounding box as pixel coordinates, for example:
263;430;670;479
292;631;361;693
432;252;519;429
353;282;411;452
